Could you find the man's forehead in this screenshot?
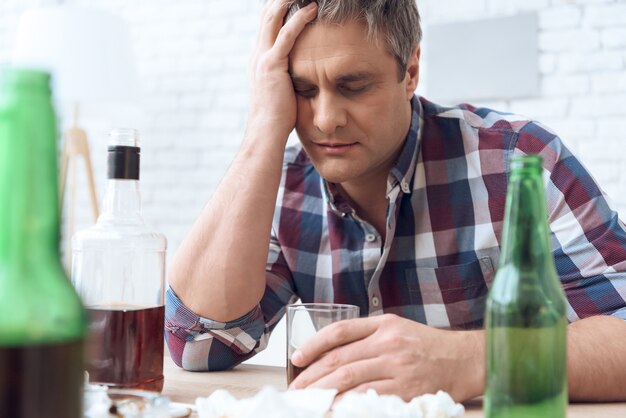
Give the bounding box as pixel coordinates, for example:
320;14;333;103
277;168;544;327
289;21;392;79
291;20;380;56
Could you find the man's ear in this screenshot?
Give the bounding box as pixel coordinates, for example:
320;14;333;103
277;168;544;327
405;46;420;99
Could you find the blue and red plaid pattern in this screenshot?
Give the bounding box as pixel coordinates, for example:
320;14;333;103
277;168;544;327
165;95;626;371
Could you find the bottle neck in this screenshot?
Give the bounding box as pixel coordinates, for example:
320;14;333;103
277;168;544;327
0;74;59;264
99;179;143;223
499;172;553;270
100;141;142;224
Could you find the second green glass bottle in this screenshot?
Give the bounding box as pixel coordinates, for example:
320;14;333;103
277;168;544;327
484;155;567;418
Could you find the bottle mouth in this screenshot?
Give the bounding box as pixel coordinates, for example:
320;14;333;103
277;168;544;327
510;155;543;174
109;128;139;148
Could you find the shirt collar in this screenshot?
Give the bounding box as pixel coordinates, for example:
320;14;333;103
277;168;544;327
323;95;423;216
388;95;422;195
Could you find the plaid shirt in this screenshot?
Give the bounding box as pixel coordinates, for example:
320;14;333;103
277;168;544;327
165;95;626;371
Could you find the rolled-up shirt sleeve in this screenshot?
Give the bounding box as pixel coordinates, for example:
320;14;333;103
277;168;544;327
164;233;298;371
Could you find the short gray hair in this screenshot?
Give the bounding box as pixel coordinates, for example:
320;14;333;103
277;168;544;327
286;0;421;80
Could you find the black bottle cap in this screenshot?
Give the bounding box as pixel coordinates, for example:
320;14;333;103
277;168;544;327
107;145;140;180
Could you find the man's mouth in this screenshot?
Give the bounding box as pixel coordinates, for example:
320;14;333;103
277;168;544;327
316;142;355;147
314;141;358;155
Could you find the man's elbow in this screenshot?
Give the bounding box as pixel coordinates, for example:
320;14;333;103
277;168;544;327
165;331;251;372
165;332;187;370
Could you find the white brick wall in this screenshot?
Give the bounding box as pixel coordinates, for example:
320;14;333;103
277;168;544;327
1;0;625;368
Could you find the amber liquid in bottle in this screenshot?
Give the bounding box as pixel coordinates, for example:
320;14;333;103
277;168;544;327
86;305;165;391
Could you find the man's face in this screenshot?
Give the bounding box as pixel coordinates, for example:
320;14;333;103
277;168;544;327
289;20;416;187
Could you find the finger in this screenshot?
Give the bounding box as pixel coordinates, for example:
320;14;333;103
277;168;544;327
289;335;381;390
251;0;287;72
257;0;294;51
291;316;381;368
270;1;318;58
307;357;391;393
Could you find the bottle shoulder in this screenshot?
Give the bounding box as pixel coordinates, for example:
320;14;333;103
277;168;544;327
72;221;167;251
0;262;87;344
487;264;567;319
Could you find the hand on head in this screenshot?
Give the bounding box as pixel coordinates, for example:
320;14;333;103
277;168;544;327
247;0;318;142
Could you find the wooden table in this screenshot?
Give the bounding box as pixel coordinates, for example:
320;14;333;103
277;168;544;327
162;357;626;417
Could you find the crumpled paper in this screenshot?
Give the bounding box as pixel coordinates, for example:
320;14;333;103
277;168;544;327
84;384;113;418
333;389;465;418
196;387;464;418
196;387;337;418
83;382;171;418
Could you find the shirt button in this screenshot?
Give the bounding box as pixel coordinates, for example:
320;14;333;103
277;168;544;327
401;181;410;193
365;233;376;242
372;296;380;307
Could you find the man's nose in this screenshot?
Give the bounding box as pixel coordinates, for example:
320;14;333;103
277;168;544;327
312;92;347;135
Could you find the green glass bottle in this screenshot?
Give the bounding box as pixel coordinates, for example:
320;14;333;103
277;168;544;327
0;67;87;418
484;155;567;418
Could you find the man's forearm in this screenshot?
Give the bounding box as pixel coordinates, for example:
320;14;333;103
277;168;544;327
168;0;319;324
568;315;626;401
169;127;288;322
462;315;626;402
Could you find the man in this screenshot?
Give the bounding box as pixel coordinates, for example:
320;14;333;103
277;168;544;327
166;0;626;402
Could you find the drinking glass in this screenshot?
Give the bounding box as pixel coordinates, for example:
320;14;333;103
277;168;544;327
286;303;359;385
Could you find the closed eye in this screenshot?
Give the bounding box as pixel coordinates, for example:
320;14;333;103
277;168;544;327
339;84;370;95
294;86;318;98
